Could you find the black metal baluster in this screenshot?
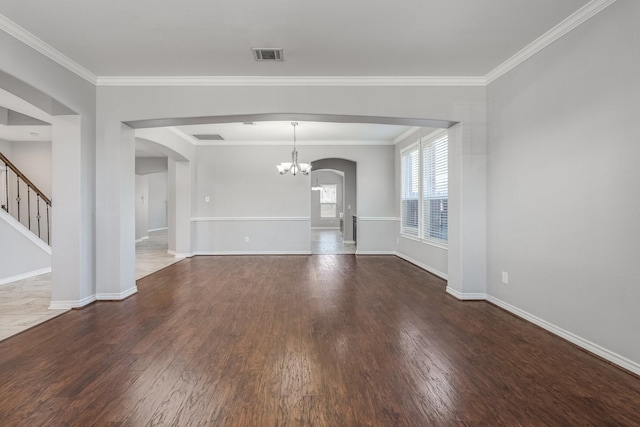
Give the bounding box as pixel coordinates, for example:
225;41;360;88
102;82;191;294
3;160;7;212
37;195;41;239
27;186;31;231
16;174;20;222
46;204;50;245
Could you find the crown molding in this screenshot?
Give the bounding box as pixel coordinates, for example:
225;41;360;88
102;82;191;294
485;0;617;84
0;13;97;85
96;76;486;87
1;0;616;88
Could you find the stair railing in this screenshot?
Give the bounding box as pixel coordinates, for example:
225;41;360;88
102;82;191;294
0;151;51;245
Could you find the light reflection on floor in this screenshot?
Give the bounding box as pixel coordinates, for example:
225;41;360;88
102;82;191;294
311;229;356;254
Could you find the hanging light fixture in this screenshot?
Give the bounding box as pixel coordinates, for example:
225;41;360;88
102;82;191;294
276;122;311;176
311;173;323;191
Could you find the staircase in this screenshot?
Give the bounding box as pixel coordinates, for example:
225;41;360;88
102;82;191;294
0;151;51;245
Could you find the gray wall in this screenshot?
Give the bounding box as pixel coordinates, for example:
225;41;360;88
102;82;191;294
6;140;52;196
148;172;167;230
0;29;97;306
135;174;149;241
486;1;640;368
310;170;343;229
191;144;393;254
0;210;51;285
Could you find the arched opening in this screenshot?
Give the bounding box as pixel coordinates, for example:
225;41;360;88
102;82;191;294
309;159;357;254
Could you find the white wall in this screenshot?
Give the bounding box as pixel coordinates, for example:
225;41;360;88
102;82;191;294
135;174;149;241
148;172;167;230
0;30;97;308
191;144;395;254
0;209;50;285
0;138;10;156
6;140;52;196
486;1;640;371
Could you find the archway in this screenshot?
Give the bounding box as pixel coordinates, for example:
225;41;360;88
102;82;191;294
310;158;357;254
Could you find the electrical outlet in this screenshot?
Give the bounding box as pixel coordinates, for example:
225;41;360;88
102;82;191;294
244;236;250;243
502;272;509;284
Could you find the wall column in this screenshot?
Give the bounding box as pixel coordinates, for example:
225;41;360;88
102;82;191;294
167;158;191;257
95;122;137;300
50;115;94;308
447;122;487;299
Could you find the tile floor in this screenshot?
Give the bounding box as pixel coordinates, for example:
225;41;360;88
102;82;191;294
311;229;356;254
0;229;180;342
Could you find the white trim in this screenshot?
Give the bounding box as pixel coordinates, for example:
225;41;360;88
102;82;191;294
0;13;97;84
311;227;340;230
148;227;168;232
393;127;422;145
192;251;312;256
0;209;51;255
445;287;486;300
96;76;486;87
357;217;400;222
486;294;640;377
167;250;191;258
485;0;617;84
356;250;396;255
0;267;51;286
96;286;138;301
343;240;355;245
1;1;614;89
49;294;96;310
394;251;448;280
135;236;149;243
191;216;310;222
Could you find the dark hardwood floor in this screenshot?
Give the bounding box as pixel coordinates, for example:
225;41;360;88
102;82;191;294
1;255;639;426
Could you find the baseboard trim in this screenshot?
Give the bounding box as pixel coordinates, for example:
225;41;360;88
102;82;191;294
356;250;396;255
486;294;640;377
49;294;96;310
148;227;168;232
167;250;192;258
135;236;149;243
0;267;52;286
446;286;486;300
343;240;355;245
311;227;340;230
192;250;312;256
394;251;448;280
96;286;138;301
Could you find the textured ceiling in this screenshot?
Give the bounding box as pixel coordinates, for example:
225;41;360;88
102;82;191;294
0;0;589;76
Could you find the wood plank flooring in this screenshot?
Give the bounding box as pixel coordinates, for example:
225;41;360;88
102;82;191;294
1;255;639;426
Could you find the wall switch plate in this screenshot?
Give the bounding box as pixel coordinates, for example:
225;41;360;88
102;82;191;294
205;196;210;203
502;272;509;284
244;236;250;243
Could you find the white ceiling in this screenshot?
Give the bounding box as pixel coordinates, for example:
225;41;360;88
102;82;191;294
0;0;590;77
0;124;51;142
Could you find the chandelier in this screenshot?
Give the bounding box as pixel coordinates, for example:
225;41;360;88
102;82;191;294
276;122;311;176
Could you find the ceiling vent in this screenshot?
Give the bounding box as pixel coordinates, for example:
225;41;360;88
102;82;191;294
193;134;224;141
252;48;283;61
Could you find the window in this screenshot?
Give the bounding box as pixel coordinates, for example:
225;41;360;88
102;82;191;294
400;131;448;245
401;145;419;236
320;184;337;218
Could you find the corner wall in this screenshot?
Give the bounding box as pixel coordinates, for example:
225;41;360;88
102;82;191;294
486;0;640;373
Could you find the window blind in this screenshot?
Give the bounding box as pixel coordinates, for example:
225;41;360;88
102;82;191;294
401;145;419;236
422;134;448;241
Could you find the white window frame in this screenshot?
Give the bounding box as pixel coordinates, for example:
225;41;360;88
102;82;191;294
400;142;420;237
400;129;448;249
320;184;337;218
